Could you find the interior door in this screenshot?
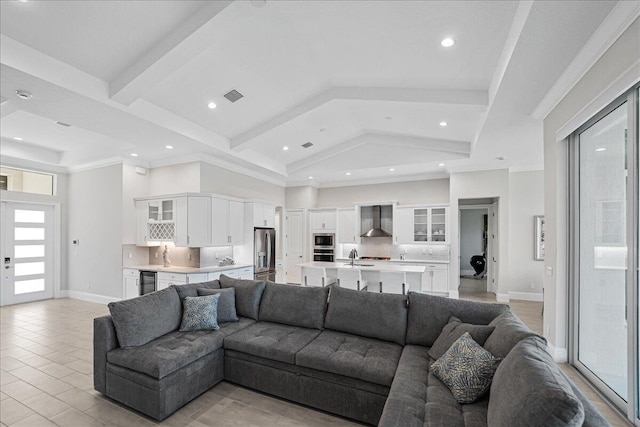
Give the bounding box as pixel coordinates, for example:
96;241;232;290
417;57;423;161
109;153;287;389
487;202;498;294
1;202;55;306
286;210;304;284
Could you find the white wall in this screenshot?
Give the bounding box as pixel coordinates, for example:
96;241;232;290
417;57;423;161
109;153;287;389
460;209;486;275
122;164;149;244
200;162;285;206
449;170;510;300
67;164;123;299
508;171;544;297
148;162;200;195
315;179;449;208
285;186;318;209
543;17;640;359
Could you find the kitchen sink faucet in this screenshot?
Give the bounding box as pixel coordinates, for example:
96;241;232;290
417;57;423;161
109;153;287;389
348;248;359;266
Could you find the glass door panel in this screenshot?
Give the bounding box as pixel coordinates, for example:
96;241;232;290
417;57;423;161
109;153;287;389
414;208;428;242
578;102;628;401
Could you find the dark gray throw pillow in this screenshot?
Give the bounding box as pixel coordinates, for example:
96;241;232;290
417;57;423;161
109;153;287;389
219;275;265;320
179;294;220;332
197;287;239;323
430;332;501;404
428;316;496;360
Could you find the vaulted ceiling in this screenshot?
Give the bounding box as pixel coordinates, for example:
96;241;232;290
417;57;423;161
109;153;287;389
0;0;633;187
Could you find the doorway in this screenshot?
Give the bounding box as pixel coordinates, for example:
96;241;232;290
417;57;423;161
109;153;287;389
1;202;55;305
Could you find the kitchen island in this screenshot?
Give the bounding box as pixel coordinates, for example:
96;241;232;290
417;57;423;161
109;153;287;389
298;261;434;294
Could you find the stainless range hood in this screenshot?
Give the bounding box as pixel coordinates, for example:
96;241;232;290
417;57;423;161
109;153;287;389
361;205;392;238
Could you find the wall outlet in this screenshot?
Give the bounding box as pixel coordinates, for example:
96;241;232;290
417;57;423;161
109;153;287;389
421;247;426;255
128;252;133;259
155;251;158;258
87;283;92;290
529;283;535;290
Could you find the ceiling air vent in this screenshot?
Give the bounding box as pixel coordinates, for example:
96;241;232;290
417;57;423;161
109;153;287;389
302;142;313;148
56;121;72;127
223;89;244;103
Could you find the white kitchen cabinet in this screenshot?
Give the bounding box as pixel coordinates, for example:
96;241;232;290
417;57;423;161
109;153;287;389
208;266;254;281
250;203;276;228
211;197;245;246
175;196;211;247
338;209;357;243
422;264;449;294
135;199;176;246
122;269;140;299
157;272;209;291
310;209;337;232
393;206;449;244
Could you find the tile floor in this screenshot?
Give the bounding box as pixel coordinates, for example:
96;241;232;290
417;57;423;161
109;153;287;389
0;289;632;427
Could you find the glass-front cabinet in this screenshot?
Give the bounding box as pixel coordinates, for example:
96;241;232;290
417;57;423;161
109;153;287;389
147;199;174;222
394;206;449;244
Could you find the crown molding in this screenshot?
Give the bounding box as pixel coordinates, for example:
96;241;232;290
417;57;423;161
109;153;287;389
0;155;68;174
302;171;450;189
66;157;149;174
532;1;640;120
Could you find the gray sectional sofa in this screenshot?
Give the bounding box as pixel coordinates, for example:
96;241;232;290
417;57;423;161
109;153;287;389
94;275;610;426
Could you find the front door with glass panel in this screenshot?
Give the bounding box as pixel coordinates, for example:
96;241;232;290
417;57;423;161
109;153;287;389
1;202;54;305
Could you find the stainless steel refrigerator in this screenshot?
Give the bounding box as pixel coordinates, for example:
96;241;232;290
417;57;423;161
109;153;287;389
254;227;276;282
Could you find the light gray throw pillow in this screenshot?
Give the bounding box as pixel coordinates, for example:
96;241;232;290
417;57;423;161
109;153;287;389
197;287;239;323
179;294;220;332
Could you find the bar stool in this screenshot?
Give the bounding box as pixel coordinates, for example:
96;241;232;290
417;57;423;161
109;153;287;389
303;266;335;287
337;268;368;291
379;271;409;295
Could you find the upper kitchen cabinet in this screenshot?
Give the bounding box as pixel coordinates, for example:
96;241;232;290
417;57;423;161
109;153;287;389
310;209;337;232
175;196;211;247
249;202;276;228
393;205;449;244
211;196;245;245
135;198;177;246
338;208;357;243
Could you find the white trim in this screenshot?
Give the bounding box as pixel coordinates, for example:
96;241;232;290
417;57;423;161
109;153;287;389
496;293;510;303
57;290;69;298
546;342;569;363
448;290;459;299
0;156;68;174
67;290;121;305
306;172;449;189
533;1;640;120
508;291;543;302
67;157;147;174
556;59;640;142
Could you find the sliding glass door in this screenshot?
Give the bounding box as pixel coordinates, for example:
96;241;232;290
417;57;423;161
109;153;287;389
570;84;639;423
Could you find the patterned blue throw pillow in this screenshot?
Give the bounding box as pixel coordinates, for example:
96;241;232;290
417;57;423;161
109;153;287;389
180;294;221;332
430;332;501;404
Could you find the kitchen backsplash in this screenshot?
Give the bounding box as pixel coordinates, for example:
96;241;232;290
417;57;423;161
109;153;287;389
122;245;151;268
200;247;234;267
149;246;200;268
340;239;450;262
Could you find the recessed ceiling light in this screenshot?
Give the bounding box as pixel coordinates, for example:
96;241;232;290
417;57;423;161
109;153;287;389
496;156;506;161
130;153;138;157
165;145;174;150
15;90;32;100
438;163;445;167
385;116;392;120
207;102;217;109
345;172;351;176
308;176;314;180
439;121;447;127
595;147;606;152
13;137;23;141
319;128;326;132
18;0;29;3
441;37;455;47
389;168;395;172
282;146;289;151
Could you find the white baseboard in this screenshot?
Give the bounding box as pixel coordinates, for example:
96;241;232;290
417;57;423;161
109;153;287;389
448;290;459;299
508;291;544;302
67;291;121;305
547;342;569;363
460;269;476;276
496;293;510;303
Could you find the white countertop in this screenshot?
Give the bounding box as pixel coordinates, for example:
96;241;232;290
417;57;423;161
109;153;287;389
298;261;425;273
125;264;253;274
335;257;449;264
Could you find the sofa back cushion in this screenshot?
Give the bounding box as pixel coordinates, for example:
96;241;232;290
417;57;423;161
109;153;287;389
219;275;265;320
108;287;181;348
198;287;239;323
483;312;539;358
406;292;509;347
324;286;407;345
488;336;585;426
259;282;329;329
172;280;220;300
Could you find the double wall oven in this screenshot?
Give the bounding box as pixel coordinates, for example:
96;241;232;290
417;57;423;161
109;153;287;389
313;233;335;262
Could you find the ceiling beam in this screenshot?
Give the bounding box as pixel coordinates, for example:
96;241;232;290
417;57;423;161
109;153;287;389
286;131;471;174
231;87;488;151
109;1;233;106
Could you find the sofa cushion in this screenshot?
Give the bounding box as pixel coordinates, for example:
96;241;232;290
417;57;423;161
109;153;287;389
406;292;509;347
488;336;585;426
219;275;265;320
296;330;402;387
107;330;224;379
429;316;495;360
223;321;321;364
179;294;220;332
172;280;220;300
108;287;182;348
431;332;501;404
198;287;239;323
259;282;329;329
324;286;407;345
483;312;539;358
